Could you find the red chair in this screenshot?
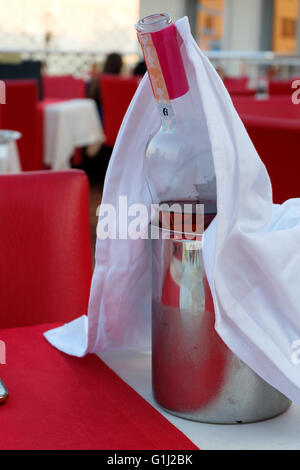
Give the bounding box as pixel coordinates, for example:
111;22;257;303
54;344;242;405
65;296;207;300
244;118;300;203
223;76;255;96
43;75;86;100
100;74;139;147
1;79;41;171
232;95;300;119
268;78;300;96
0;170;92;328
232;97;300;203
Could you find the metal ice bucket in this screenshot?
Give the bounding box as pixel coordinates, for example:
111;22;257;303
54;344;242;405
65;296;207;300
152;231;291;424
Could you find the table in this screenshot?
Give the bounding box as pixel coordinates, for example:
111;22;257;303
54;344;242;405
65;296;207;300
0;142;21;174
99;349;300;450
0;322;196;450
40;99;104;170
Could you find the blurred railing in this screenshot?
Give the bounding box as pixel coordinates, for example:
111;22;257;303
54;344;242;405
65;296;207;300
207;51;300;87
207;51;300;65
0;48;300;79
0;48;139;77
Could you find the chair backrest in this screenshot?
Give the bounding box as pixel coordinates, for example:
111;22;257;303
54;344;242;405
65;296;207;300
268;79;300;96
233;96;300;119
43;75;86;100
100;74;139;147
233;96;300;202
1;79;41;171
223;76;251;94
240;115;300;203
0;170;92;328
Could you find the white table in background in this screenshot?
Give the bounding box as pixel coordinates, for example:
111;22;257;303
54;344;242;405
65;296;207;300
0;142;21;174
43;98;104;170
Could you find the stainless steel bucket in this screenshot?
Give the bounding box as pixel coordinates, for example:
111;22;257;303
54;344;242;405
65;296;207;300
152;232;291;424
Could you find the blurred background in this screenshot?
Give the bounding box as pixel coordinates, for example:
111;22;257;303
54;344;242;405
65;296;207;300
0;0;299;77
0;0;299;260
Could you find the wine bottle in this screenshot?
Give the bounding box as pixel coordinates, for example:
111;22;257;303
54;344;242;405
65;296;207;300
135;13;217;235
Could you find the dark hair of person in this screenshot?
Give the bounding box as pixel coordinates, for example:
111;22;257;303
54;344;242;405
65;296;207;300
88;52;123;104
133;60;147;76
103;53;123;75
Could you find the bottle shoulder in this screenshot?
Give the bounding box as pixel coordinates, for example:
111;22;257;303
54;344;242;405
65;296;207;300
146;117;202;154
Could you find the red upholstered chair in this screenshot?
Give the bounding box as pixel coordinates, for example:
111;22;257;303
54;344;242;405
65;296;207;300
0;170;92;329
232;96;300;203
223;76;255;97
242;117;300;203
1;79;41;171
232;95;300;119
43;75;86;100
268;79;299;96
100;74;139;147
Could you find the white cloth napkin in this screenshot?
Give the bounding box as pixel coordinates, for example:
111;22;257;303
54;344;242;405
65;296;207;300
45;17;300;405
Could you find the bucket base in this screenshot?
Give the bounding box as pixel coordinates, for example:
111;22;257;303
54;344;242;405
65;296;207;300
154;396;292;425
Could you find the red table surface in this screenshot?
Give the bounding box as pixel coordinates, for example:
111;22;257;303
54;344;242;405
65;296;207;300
0;323;198;450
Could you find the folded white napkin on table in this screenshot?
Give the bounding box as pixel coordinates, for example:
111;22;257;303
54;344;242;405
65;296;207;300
45;17;300;405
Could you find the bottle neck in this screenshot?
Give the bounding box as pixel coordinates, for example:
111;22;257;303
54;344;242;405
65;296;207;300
137;23;189;117
159;91;196;131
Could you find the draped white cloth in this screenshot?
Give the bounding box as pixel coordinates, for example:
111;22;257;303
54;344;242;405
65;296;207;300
45;17;300;405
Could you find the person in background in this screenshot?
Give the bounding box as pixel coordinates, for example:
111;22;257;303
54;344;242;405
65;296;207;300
133;60;147;77
88;52;123;117
215;65;225;80
83;52;123;181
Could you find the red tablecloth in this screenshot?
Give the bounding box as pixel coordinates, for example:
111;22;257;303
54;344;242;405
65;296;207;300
0;323;198;450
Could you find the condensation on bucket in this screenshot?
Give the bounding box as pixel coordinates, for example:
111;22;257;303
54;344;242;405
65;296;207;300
152;231;291;424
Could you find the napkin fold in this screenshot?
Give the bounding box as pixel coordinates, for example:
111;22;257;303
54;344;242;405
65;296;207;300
45;17;300;405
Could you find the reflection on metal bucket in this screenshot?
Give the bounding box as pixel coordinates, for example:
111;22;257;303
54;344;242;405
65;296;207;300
152;231;291;424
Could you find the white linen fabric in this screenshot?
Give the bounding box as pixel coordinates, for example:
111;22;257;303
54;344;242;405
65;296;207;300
45;17;300;405
0;141;21;173
43;98;104;170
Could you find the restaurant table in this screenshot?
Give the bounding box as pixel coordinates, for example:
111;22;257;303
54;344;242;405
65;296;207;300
99;349;300;450
0;142;21;174
38;98;104;170
1;322;299;449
